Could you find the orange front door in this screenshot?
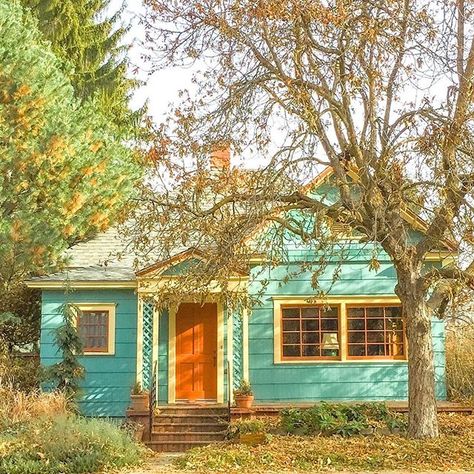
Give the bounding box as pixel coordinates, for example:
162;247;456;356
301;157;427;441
176;303;217;401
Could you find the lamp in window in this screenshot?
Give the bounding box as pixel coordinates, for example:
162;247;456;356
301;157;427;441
322;332;339;356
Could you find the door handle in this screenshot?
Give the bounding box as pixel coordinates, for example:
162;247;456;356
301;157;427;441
213;350;217;367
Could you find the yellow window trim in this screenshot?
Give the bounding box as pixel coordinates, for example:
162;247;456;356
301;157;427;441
273;296;407;364
73;303;116;356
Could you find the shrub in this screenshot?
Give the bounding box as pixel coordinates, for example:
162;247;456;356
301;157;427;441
0;388;145;474
0;387;68;428
0;352;41;392
0;415;146;474
446;325;474;402
280;402;406;437
226;419;267;440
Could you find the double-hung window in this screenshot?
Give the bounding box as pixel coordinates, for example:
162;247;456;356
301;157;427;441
75;304;116;355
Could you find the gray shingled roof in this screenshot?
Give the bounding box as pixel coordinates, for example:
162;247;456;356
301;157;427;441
29;228;138;283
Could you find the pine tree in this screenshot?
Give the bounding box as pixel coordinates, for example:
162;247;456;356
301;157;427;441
20;0;141;131
0;0;142;286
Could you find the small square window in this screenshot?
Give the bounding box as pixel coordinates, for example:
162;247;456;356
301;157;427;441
74;304;115;355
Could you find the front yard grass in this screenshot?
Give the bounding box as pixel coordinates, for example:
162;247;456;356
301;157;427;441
175;413;474;472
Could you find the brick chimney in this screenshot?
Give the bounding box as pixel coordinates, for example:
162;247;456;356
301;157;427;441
210;143;231;170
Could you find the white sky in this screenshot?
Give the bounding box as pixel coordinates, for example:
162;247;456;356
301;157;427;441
118;0;195;123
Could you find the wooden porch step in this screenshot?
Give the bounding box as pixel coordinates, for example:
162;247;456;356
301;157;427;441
146;440;221;452
157;414;228;424
151;431;226;442
157;406;227;416
153;422;227;433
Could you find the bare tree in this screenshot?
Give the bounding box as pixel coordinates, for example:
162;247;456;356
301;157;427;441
138;0;474;438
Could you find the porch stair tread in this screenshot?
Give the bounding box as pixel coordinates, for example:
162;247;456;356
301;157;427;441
154;422;226;427
147;405;229;452
156;413;227;417
146;440;222;452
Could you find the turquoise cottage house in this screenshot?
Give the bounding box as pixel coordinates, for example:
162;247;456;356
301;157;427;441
28;166;451;417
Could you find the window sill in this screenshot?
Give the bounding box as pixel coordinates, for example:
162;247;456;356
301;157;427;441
274;359;408;365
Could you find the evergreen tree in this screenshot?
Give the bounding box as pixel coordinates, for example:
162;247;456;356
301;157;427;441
20;0;141;130
0;0;142;287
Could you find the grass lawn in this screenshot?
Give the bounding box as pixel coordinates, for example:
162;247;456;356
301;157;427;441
174;414;474;472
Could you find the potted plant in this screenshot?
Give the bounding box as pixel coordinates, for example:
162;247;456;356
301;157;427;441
130;382;149;411
234;379;254;409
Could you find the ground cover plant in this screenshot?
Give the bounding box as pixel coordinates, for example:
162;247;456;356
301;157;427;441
281;402;406;436
176;410;474;472
0;388;146;474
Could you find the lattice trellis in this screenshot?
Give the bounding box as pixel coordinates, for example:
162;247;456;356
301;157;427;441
232;314;243;389
141;301;154;390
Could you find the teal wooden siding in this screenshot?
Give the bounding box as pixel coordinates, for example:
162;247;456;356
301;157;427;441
40;289;137;417
248;253;447;402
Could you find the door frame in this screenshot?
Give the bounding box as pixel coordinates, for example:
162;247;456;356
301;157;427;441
168;301;224;404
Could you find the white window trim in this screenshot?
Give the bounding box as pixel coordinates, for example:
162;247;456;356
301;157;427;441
73;303;116;356
273;296;407;364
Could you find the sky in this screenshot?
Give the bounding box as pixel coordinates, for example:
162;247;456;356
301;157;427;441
119;0;195;123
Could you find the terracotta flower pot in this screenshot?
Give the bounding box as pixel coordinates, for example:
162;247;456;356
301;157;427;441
235;395;254;409
130;393;149;411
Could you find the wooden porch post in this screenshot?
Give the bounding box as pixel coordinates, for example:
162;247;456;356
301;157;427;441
152;304;159;403
227;309;234;404
136;296;144;385
242;308;249;381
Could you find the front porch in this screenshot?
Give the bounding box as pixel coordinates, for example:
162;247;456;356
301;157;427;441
136;298;249;407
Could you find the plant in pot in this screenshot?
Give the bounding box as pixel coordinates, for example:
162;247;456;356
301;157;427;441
234;379;254;409
130;381;149;411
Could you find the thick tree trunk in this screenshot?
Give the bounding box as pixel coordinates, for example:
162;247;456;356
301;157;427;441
397;278;439;438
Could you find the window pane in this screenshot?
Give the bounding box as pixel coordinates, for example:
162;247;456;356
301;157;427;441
391;344;405;356
367;331;385;343
385;307;402;318
348;331;365;343
391;331;404;343
348;307;364;318
302;319;318;331
321;319;338;331
386;318;403;330
302;345;319;356
367;307;383;318
348;344;366;356
322;307;338;318
367;318;384;330
301;307;318;319
283;320;300;332
367;344;385;356
283;345;300;357
282;308;300;319
322;348;339;357
348;319;365;330
302;332;319;344
283;333;300;344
